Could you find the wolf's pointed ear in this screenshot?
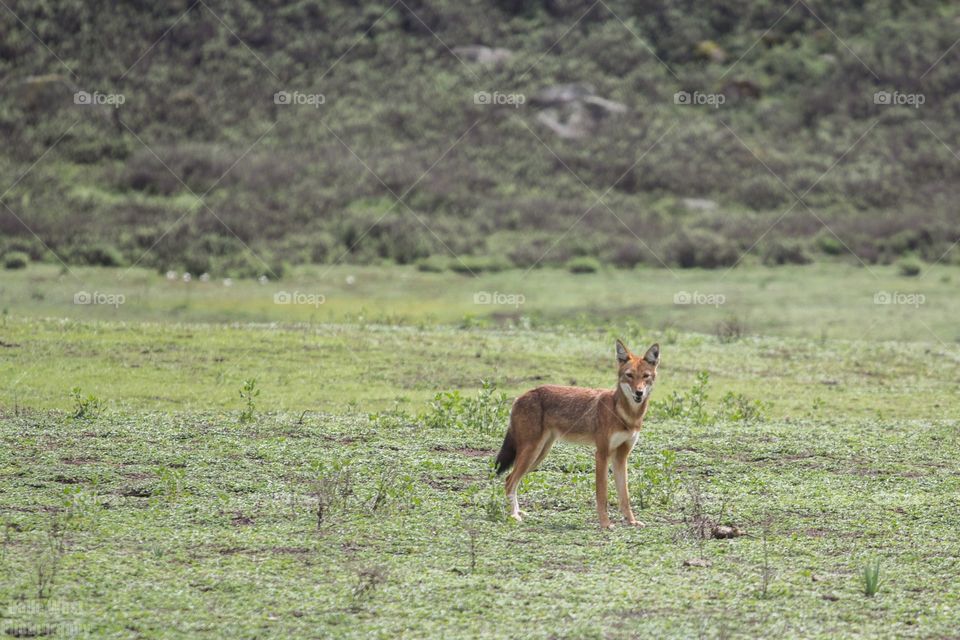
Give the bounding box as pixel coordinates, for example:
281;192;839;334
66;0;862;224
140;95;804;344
643;343;660;366
616;339;631;365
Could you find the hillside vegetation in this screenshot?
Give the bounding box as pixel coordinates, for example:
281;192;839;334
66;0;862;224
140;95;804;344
2;0;959;276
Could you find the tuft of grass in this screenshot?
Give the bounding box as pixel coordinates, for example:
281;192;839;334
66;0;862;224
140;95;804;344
862;558;882;597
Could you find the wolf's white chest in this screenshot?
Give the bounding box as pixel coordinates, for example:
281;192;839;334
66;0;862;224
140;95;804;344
609;430;639;450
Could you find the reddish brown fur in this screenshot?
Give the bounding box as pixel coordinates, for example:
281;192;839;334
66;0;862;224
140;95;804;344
497;340;660;529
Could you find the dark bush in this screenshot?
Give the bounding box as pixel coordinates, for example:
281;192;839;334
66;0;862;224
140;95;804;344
761;240;812;266
736;175;789;211
77;244;124;267
897;258;922;277
3;251;29;269
664;229;739;269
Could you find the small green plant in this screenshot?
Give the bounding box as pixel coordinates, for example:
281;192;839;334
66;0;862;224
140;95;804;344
154;466;188;500
715;391;769;424
238;378;259;424
70;387;103;420
464;524;481;573
368;408;416;430
862;558;881;597
637;449;681;509
421;381;509;435
464;467;507;523
369;463;419;513
758;511;775;599
312;459;356;527
35;516;68;601
483;474;507;523
60;485;102;528
352;566;387;602
468;380;510;435
422;390;464;430
655;371;711;426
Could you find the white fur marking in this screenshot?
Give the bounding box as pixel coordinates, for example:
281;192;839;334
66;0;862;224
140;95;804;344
610;431;640;449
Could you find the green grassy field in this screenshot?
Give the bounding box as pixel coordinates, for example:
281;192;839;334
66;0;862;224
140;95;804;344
2;265;959;638
3;261;958;341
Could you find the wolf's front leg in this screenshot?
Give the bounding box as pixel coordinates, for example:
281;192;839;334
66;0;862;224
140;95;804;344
614;444;644;527
595;448;613;529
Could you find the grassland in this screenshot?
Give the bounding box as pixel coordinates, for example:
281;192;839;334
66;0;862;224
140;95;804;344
2;264;959;638
3;261;958;340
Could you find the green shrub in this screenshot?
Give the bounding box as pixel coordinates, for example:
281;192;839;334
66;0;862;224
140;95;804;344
309;233;338;264
415;256;448;272
421;381;509;435
897;257;922;277
762;240;812;266
78;244;124;267
736;175;789;211
3;251;29;270
448;255;510;274
565;256;601;274
814;231;845;256
664;229;739;269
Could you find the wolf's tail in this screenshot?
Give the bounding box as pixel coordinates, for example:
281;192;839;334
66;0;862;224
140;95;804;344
494;430;516;475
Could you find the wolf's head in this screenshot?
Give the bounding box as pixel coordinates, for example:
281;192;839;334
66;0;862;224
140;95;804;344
615;339;660;405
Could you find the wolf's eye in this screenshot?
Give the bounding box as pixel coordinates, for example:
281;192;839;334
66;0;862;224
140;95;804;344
625;372;634;379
